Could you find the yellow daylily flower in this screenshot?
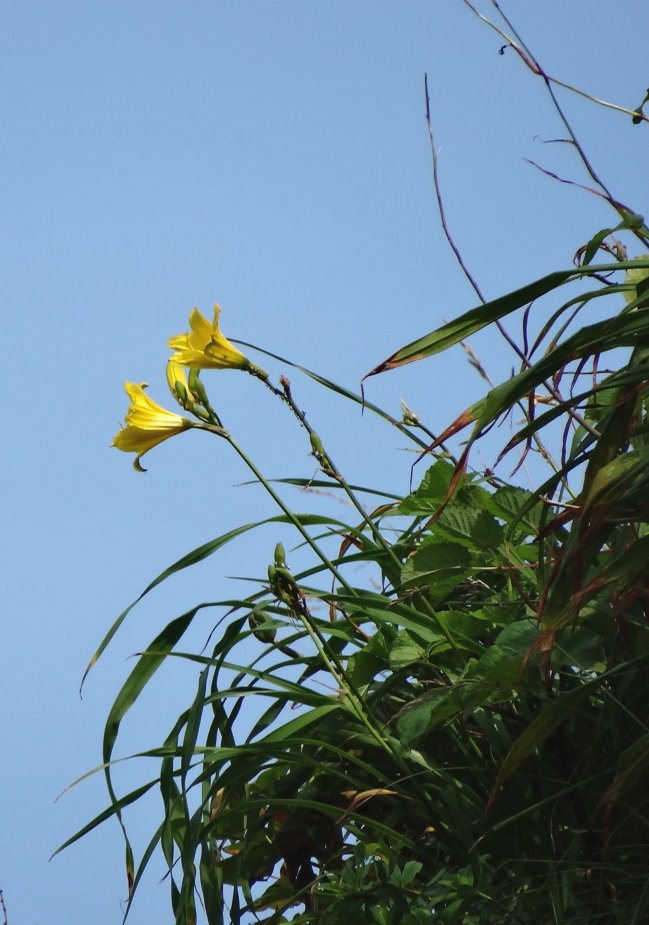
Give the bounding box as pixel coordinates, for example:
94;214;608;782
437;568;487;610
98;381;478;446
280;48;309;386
168;304;250;370
112;381;193;471
166;357;192;406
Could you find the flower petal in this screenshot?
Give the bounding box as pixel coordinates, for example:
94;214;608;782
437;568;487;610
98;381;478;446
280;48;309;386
112;382;192;470
168;304;250;370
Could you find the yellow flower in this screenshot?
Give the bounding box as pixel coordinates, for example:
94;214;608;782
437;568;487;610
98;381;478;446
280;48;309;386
166;357;191;406
168;304;250;370
112;381;193;471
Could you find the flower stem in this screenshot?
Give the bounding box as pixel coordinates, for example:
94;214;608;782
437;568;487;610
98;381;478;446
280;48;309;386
203;417;437;813
262;375;404;577
224;432;355;596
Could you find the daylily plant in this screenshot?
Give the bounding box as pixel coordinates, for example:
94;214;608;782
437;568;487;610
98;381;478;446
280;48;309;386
168;304;252;371
112;381;193;471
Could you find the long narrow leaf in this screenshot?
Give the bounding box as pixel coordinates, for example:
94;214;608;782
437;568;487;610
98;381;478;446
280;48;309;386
82;513;358;689
365;258;649;376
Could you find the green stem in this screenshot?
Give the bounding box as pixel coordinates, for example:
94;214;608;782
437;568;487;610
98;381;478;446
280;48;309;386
268;376;404;574
223;431;355;595
235;338;432;448
223;433;402;749
219;429;432;791
249;379;462;655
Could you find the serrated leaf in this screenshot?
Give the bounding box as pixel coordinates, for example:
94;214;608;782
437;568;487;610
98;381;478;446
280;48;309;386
389;630;426;668
436;504;504;550
400;540;472;602
398;458;456;514
481;486;543;537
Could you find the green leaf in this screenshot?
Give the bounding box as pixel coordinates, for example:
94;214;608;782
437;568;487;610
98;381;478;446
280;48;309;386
436;504;504;550
261;704;342;743
400;860;423;887
336;590;455;644
400;540;472;602
473;619;540;685
347;634;390;687
396;695;445;748
481;486;542;534
52;779;159;858
398;459;457;515
82;513;356;690
364;258;649;375
396;679;493;749
103;611;197;771
489;654;649;803
366;269;584;374
388;630;426;668
623;256;649;303
553;626;606;672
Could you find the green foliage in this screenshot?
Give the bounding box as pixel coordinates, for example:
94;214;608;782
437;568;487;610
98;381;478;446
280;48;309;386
63;10;649;925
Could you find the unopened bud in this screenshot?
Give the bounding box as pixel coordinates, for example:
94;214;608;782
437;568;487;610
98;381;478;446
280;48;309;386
188;369;209;405
174;380;188;404
400;399;420;426
248;611;276;644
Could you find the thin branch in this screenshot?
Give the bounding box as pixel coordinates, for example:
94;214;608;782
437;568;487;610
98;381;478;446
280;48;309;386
490;0;613;193
423;74;572;477
425;5;623;453
459;0;648;124
460;0;649;249
423;73;526;367
424;74;485;305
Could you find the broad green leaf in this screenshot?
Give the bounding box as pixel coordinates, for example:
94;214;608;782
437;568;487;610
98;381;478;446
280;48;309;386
347;633;390;687
398;459;456;514
400;539;472;602
481;486;543;537
388;631;426;668
399;860;423;887
435;504;504;550
473;619;540;685
397;694;448;749
396;682;492;749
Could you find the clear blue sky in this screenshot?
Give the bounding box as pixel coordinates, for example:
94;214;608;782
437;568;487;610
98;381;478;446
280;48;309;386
2;2;647;922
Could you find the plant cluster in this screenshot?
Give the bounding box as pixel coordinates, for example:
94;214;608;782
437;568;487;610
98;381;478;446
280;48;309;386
59;6;649;924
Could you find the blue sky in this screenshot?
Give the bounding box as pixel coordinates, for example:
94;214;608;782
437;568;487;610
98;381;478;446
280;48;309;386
2;2;648;923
